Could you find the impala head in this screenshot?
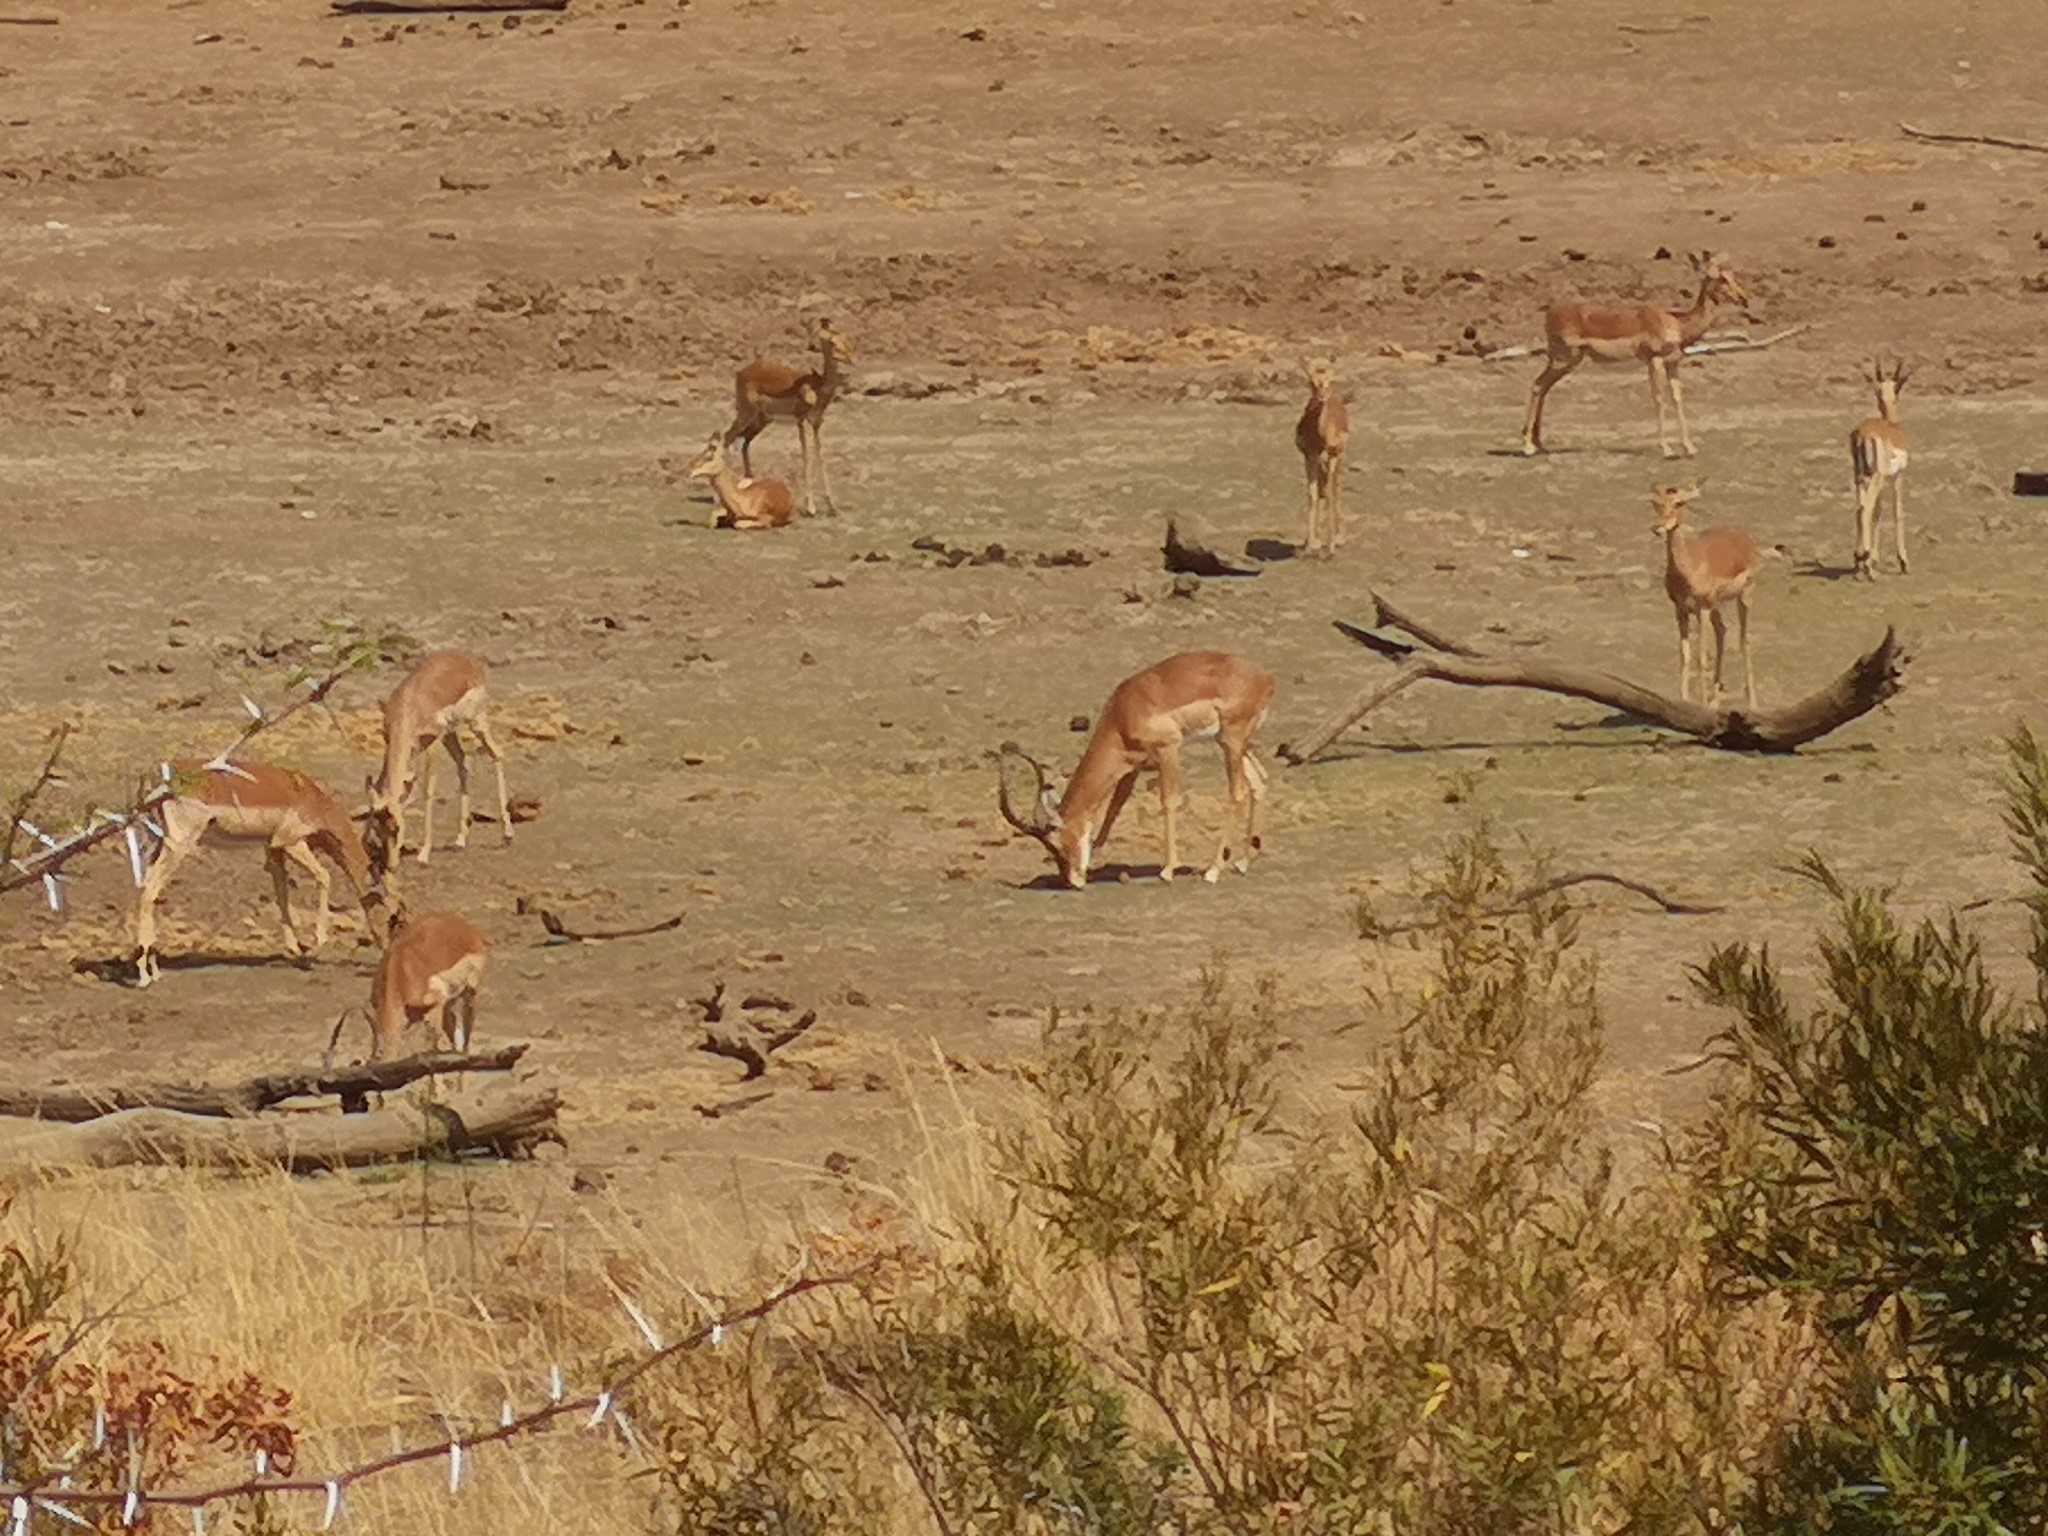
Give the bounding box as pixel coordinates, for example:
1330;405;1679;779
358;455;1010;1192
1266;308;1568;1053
1651;483;1702;535
358;784;404;884
1869;356;1911;415
996;743;1088;889
1301;358;1336;398
1689;250;1751;311
814;318;854;365
684;438;729;480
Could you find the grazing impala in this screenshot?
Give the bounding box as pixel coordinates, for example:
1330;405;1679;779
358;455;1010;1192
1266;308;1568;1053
367;650;512;871
997;651;1275;888
1850;357;1911;579
686;438;798;529
1654;485;1760;708
722;317;854;516
367;910;489;1060
1294;360;1350;558
1521;251;1751;458
134;761;388;986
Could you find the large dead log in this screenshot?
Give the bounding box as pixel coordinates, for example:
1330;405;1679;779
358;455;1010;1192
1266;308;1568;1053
0;1083;561;1179
1279;592;1908;764
0;1045;529;1123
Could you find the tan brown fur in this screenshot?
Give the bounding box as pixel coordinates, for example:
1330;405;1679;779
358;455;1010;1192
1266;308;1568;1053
135;761;386;986
686;439;799;529
1850;358;1911;579
367;910;489;1061
1521;251;1751;458
1294;361;1351;558
721;317;853;515
998;652;1275;889
368;649;512;875
1654;485;1761;708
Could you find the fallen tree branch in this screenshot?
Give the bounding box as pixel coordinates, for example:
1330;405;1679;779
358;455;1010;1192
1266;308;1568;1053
0;1045;529;1124
537;907;684;943
1901;121;2048;154
1279;597;1908;762
0;1083;561;1179
0;15;59;23
1360;870;1725;937
701;1012;819;1081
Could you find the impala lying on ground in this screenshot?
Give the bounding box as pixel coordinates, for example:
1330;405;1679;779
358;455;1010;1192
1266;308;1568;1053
997;651;1275;888
367;909;489;1061
722;317;853;516
134;761;388;986
1850;357;1911;579
1294;360;1350;558
686;438;798;529
1654;484;1760;708
1521;251;1751;458
367;649;513;871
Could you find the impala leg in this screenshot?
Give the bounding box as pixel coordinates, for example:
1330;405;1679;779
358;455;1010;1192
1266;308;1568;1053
1155;750;1182;883
1521;354;1580;455
133;815;202;987
1708;608;1730;703
1675;609;1694;703
1892;476;1909;575
737;423;764;479
1329;452;1345;550
264;847;306;956
280;839;334;951
1206;739;1250;883
443;730;472;850
416;747;436;866
450;988;478;1054
1236;752;1268;873
1301;459;1319;554
1095;771;1139;855
1668;360;1695;458
1648;359;1674;458
1737;592;1758;709
720;413;756;474
1853;477;1877;579
473;716;514;844
811;418;838;516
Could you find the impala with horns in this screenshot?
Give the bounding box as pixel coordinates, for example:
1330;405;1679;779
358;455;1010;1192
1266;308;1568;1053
135;761;389;986
1521;250;1751;458
1850;356;1911;579
997;651;1274;889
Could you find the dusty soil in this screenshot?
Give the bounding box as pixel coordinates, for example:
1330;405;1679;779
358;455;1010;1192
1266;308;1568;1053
5;0;2048;1247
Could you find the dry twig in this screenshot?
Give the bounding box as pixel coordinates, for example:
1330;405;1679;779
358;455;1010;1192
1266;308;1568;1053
1360;871;1724;938
1900;121;2048;154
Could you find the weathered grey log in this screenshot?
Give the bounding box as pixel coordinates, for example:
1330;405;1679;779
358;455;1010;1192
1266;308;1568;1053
0;1083;562;1179
1280;595;1908;763
0;1045;529;1123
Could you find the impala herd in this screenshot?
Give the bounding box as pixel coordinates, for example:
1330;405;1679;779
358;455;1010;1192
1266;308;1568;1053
104;262;1912;1063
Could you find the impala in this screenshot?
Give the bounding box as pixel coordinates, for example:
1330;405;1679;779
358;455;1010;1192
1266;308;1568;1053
367;909;489;1060
686;438;798;529
1294;360;1350;558
722;317;853;516
1850;357;1911;579
1654;484;1760;708
134;761;388;986
1521;251;1751;458
997;651;1275;888
367;649;512;871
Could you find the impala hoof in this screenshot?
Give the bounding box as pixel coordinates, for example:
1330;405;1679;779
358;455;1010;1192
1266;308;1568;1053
1158;868;1176;884
1518;441;1542;457
1202;866;1221;884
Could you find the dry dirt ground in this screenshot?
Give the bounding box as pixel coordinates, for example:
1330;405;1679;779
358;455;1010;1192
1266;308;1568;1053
4;0;2048;1340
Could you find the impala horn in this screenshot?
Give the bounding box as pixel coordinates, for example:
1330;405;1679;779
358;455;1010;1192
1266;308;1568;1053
995;743;1057;843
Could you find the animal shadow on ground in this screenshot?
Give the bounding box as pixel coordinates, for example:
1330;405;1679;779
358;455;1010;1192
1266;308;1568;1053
72;950;326;987
1244;537;1299;562
1791;556;1862;581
